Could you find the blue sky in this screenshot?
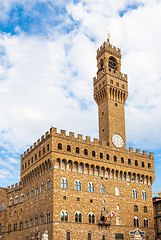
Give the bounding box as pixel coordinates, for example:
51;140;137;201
0;0;161;196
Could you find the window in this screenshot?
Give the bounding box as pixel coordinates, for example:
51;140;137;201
144;206;147;213
28;159;30;166
35;186;39;195
31;189;34;198
58;143;62;150
25;162;27;168
14;196;18;204
41;182;44;193
101;185;104;194
8;224;11;232
47;144;49;151
142;162;145;167
31;157;33;163
122;84;125;89
100;58;104;68
132;189;137;198
142;191;147;200
88;213;95;223
88;182;94;192
39;151;41;157
47;179;51;190
133;217;139;227
109;56;117;70
116;82;119;87
61;210;68;222
76;147;79;154
114;156;117;162
35;216;38;226
21;194;24;203
47;212;50;223
1;201;4;211
88;233;91;240
116;217;121;225
41;214;44;224
115;233;124;239
75;212;82;223
77;197;80;201
134;205;138;212
90;199;93;203
106;154;109;160
43;147;45;154
63;196;66;200
135;160;138;166
20;222;23;230
110;79;113;84
67;145;71;152
25;220;28;228
75;180;81;191
35;154;37;161
9;198;13;206
84;149;88;155
115;187;119;196
92;151;96;157
30;218;33;227
148;163;151;169
22;165;24;171
102;235;105;240
100;153;103;159
144;218;148;227
128;159;131;165
121;157;124;163
67;232;70;240
157;203;161;212
14;223;17;231
61;178;68;189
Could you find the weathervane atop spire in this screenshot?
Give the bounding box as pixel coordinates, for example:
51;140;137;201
107;31;111;42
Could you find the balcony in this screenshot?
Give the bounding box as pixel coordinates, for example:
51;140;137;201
98;220;111;227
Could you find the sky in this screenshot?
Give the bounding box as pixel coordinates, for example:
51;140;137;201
0;0;161;195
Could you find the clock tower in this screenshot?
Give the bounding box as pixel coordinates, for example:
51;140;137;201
93;38;128;149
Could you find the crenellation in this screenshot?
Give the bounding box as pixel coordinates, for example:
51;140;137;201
77;134;83;141
27;149;29;154
129;147;134;152
149;152;154;159
30;146;33;151
60;129;66;136
94;138;99;144
143;150;147;156
136;149;141;154
41;135;45;141
50;127;57;135
34;142;36;148
37;139;40;145
69;132;74;138
85;136;90;142
45;131;49;137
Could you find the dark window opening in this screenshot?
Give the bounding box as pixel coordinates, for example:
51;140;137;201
76;147;79;154
58;143;62;150
142;162;145;167
109;56;117;70
128;159;131;165
148;163;151;169
106;154;109;160
114;156;117;162
115;102;118;107
100;153;103;159
135;160;138;166
92;151;96;157
121;157;124;163
84;149;88;155
67;145;71;152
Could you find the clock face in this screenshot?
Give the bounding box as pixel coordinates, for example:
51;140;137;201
112;134;123;148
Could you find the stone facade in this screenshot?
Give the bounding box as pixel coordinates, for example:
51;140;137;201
153;197;161;240
0;38;155;240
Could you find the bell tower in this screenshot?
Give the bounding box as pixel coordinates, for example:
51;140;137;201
93;38;128;149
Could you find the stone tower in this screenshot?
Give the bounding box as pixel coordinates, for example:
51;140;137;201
93;38;128;150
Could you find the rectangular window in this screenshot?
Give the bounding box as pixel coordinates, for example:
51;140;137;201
31;157;33;163
115;233;124;239
39;151;41;157
102;235;105;240
116;82;119;86
110;79;113;84
28;160;30;167
103;80;105;85
99;84;101;88
63;196;66;200
122;84;125;89
67;232;70;240
77;198;80;201
47;144;49;151
88;233;91;240
35;154;37;160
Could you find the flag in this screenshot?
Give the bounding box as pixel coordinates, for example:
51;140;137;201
100;208;104;221
111;211;117;217
105;209;108;222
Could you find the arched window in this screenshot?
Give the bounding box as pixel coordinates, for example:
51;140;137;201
35;216;38;226
47;179;50;190
75;212;82;223
88;182;94;192
142;162;145;167
61;178;68;189
61;210;68;222
135;160;138;166
115;187;119;196
101;185;104;194
47;211;50;223
106;154;109;160
76;147;79;154
134;205;138;212
92;151;95;157
8;224;11;232
67;232;70;240
41;182;44;193
15;196;18;205
100;153;103;159
108;56;117;70
88;213;95;223
41;213;44;224
14;223;17;231
31;188;34;198
21;194;24;203
25;219;28;228
88;233;91;240
100;58;104;68
148;163;151;169
128;159;131;165
121;157;124;163
142;190;147;200
84;149;88;155
35;186;39;195
144;206;147;213
133;217;139;227
1;201;4;211
114;156;117;162
144;218;148;227
67;145;71;152
132;189;137;198
75;180;81;191
30;218;33;227
58;143;62;150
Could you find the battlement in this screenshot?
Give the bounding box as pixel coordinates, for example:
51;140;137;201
7;182;22;192
21;127;153;160
97;41;121;59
